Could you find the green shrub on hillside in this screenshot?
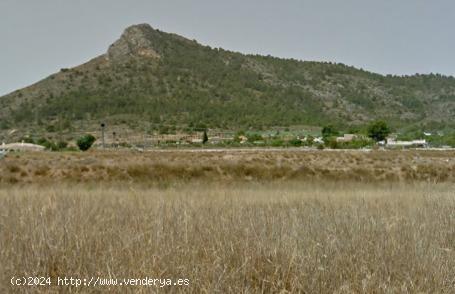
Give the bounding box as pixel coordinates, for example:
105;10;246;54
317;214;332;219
77;135;96;151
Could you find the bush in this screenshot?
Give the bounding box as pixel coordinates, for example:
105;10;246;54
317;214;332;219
20;137;35;144
195;123;208;130
36;138;70;151
288;138;302;147
270;139;285;147
339;138;373;149
325;138;339;149
77;135;96;151
57;141;68;150
304;135;315;146
36;138;57;151
247;133;263;142
36;137;49;146
159;125;172;135
350;138;373;149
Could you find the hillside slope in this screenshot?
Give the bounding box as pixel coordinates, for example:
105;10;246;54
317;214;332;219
1;23;454;133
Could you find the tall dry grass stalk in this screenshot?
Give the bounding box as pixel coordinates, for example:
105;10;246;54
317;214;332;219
1;182;454;293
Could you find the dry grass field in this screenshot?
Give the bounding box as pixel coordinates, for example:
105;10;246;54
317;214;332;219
1;149;454;184
0;150;454;293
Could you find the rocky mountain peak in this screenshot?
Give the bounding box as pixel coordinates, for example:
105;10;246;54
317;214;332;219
107;23;161;61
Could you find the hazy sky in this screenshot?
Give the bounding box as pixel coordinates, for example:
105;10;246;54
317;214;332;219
1;0;454;96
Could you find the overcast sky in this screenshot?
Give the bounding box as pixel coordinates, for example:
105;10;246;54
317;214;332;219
1;0;454;96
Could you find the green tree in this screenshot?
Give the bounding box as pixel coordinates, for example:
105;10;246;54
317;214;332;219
367;121;390;142
321;125;339;139
202;131;208;144
77;134;96;151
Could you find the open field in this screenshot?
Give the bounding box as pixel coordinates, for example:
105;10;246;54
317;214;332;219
0;182;454;293
1;150;454;292
1;149;454;185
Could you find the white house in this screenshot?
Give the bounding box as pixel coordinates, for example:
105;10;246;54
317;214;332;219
386;138;428;148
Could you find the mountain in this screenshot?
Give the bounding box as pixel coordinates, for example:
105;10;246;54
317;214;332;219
1;23;455;135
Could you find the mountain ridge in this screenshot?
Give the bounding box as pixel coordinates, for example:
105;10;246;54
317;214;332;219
1;23;454;134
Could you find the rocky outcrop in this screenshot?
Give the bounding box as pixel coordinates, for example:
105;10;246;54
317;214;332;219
107;24;160;61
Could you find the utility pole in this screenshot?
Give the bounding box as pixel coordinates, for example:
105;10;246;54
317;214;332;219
113;131;117;148
101;123;106;149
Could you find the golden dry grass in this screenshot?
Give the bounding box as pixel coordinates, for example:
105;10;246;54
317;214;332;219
1;182;454;293
1;149;454;184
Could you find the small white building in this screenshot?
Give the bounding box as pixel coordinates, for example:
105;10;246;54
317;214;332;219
191;138;203;144
1;142;46;152
336;134;357;143
313;137;324;144
386;139;428;149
